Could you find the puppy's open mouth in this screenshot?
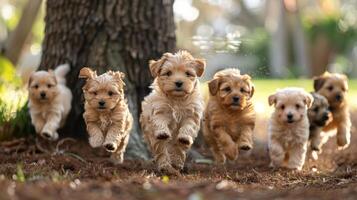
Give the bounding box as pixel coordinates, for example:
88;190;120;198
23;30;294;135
287;119;295;124
98;106;106;110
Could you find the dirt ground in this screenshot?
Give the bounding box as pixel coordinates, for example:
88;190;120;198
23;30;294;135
1;111;357;200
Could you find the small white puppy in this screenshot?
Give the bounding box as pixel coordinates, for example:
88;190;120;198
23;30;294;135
268;87;313;170
28;64;72;141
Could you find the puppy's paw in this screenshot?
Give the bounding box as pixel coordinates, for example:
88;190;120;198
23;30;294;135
177;135;192;146
89;134;104;148
224;144;238;161
41;131;58;141
103;142;117;152
238;141;252;151
155;131;171;140
337;133;350;149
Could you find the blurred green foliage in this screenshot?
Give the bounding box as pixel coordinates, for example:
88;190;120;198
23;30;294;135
239;28;270;77
304;15;357;53
0;56;33;141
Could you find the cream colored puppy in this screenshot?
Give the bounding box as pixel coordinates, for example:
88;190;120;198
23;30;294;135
268;88;313;170
79;67;133;164
140;50;205;175
28;64;72;141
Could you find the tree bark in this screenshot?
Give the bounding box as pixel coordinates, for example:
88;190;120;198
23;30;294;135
39;0;176;159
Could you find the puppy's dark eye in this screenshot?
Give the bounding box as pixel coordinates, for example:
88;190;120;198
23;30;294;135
296;104;301;109
47;84;52;88
281;105;285;110
223;87;231;92
34;85;39;89
186;71;193;77
164;71;172;76
327;86;333;91
92;91;97;96
108;91;113;96
240;88;246;93
313;107;319;113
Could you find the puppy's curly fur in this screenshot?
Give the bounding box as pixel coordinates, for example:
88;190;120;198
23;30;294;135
203;68;255;164
79;67;133;164
313;72;351;149
28;64;72;141
140;51;206;175
307;92;332;159
268;88;313;170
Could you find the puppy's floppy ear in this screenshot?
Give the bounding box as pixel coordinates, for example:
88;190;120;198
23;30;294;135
250;85;255;98
79;67;96;80
313;75;326;92
192;59;206;77
241;74;254;98
304;92;314;108
268;94;277;106
149;53;172;78
208;78;220;96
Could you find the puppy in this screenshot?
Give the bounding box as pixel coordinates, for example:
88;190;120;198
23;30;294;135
140;51;206;174
203;68;255;164
313;72;351;149
28;64;72;141
268;88;313;170
307;92;331;159
79;68;133;164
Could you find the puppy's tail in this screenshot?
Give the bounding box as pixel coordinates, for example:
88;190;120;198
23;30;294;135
54;63;70;85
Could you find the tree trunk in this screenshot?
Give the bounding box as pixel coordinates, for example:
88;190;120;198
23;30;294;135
266;0;289;77
39;0;176;159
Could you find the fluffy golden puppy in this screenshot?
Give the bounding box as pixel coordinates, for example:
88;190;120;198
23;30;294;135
268;88;313;170
140;50;205;174
202;68;255;164
313;72;351;149
79;67;133;164
28;64;72;141
307;93;332;159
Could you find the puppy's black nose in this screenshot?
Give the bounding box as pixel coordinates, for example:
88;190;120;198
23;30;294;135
98;101;105;106
335;94;342;101
322;112;329;121
40;92;46;98
232;96;240;103
175;81;183;88
287;113;293;120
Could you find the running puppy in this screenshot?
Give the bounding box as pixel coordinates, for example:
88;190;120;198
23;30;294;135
140;50;206;175
28;64;72;141
203;68;255;164
313;72;351;149
79;67;133;164
268;88;313;170
307;92;331;159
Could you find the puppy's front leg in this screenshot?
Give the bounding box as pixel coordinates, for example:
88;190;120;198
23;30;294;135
286;143;307;170
212;126;237;161
269;139;285;168
86;122;104;148
336;117;351;149
151;110;172;140
104;110;127;152
30;112;45;134
41;111;62;140
238;125;254;151
310;128;324;152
